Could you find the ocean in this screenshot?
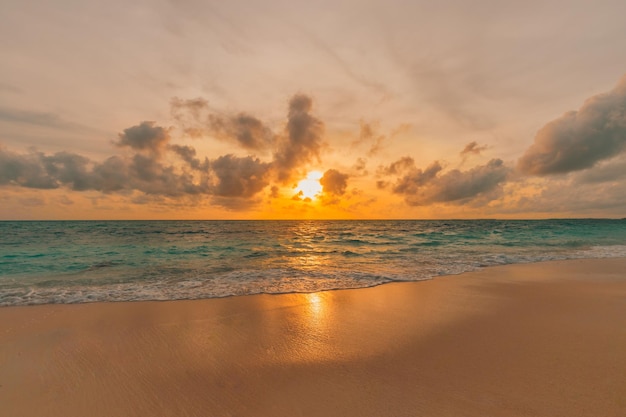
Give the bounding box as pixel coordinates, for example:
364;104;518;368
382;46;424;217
1;219;625;306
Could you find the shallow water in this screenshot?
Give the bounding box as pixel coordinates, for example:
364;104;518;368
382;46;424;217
1;219;625;305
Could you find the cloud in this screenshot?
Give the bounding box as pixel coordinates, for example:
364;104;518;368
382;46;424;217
39;151;95;191
377;156;415;176
392;159;509;205
170;98;211;139
376;180;388;189
460;141;488;157
116;121;171;155
0;94;330;208
392;161;443;195
210;154;271;198
0;147;63;189
210;114;274;151
292;190;305;201
320;169;349;195
171;97;274;151
171;93;326;183
0;146;210;197
171;97;209;121
273;94;324;182
518;75;626;175
126;154;207;196
354;122;386;156
169;144;209;171
353;157;367;173
574;156;626;184
0;107;71;128
90;156;131;192
501;176;626;216
352;122;410;157
1;92;522;214
0;107;103;134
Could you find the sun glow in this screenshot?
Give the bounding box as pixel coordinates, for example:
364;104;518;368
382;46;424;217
295;171;323;200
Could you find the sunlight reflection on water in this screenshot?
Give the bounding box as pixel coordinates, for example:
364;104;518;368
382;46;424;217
2;219;626;305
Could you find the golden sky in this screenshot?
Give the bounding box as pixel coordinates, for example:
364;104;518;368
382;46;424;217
1;0;626;219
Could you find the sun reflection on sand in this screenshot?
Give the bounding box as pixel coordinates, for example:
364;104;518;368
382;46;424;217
292;291;334;361
305;292;324;319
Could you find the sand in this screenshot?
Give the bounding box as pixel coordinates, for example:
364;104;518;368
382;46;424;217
1;258;625;417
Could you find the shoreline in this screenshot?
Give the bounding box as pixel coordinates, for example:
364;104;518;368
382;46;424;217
2;258;626;416
3;255;626;308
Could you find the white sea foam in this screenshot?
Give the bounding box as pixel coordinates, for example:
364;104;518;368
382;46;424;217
1;220;625;306
2;246;625;306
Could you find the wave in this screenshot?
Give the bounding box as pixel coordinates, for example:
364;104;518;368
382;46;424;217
2;219;626;306
2;245;625;307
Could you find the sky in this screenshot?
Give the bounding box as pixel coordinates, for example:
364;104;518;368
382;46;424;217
1;0;626;219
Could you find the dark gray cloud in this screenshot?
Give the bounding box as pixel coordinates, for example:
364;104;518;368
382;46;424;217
518;75;626;175
39;151;94;191
0;148;103;191
210;155;271;198
169;144;210;171
1;124;272;204
0;146;209;197
126;154;202;196
169;144;197;165
320;169;349;196
171;97;274;151
3;95;335;208
209;113;274;151
116;121;171;154
93;154;206;197
171;93;325;182
460;141;488;157
392;161;443;195
90;156;129;192
499;176;626;217
0;148;58;189
574;157;626;184
377;156;415;176
273;94;324;182
392;159;509;205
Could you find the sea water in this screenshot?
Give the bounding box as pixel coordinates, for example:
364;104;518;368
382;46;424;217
1;219;625;306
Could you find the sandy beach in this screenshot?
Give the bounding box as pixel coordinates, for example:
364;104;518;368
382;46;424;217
1;258;625;417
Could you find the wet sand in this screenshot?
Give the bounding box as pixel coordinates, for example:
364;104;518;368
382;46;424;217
1;258;625;417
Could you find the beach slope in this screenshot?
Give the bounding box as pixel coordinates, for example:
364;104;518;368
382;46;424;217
1;258;625;417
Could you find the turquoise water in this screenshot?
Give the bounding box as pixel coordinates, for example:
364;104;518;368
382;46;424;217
1;220;625;306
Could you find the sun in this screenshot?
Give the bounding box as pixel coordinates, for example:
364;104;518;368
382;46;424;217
295;171;323;200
